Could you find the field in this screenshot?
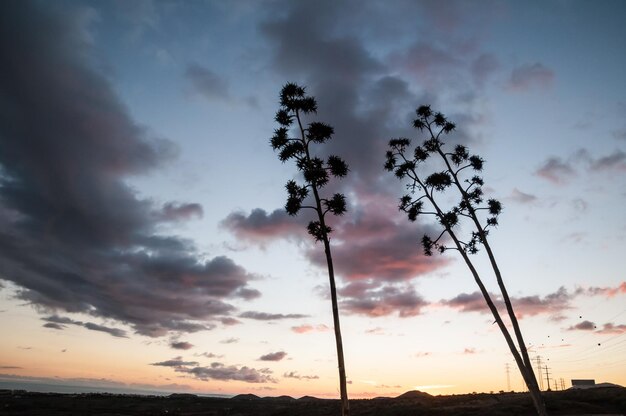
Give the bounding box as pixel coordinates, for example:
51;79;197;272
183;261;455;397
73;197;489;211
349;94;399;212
1;387;625;415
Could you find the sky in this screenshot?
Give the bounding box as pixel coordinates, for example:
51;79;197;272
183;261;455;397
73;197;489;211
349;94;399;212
0;0;625;399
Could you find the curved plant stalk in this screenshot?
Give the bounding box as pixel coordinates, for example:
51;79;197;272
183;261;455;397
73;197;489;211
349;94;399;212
385;106;547;416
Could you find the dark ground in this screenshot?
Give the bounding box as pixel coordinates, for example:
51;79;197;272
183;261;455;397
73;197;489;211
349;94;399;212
1;387;625;415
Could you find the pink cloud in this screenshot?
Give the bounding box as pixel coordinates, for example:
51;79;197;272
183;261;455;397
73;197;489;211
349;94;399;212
578;282;626;298
291;324;330;334
595;323;626;334
535;157;575;184
308;203;448;282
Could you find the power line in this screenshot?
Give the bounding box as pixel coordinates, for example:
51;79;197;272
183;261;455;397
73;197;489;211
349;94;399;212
544;365;552;392
505;363;511;391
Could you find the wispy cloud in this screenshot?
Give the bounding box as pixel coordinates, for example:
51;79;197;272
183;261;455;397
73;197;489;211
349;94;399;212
151;357;199;367
42;316;127;338
283;371;319;380
535;157;575;184
185;64;230;102
510;188;537;204
507;62;555;91
239;311;308;321
291;324;329;334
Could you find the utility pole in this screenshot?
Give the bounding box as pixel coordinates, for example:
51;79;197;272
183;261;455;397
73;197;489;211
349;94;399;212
505;363;511;391
544;365;551;392
535;356;544;390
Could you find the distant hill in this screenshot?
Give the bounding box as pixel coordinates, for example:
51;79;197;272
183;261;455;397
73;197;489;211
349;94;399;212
263;395;295;401
395;390;433;399
231;393;260;400
167;393;198;399
297;395;324;401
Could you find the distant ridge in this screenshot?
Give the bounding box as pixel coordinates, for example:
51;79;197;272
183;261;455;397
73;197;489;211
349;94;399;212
231;393;260;400
297;395;323;401
263;395;295;401
395;390;433;399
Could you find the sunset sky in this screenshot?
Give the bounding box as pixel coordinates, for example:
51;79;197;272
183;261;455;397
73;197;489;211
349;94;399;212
1;0;625;399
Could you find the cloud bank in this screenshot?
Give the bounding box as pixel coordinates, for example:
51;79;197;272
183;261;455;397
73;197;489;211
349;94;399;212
0;1;258;337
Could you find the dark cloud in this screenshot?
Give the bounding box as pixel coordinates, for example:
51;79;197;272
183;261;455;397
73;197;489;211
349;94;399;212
220;1;501;319
567;320;596;331
43;322;65;330
185;64;230;101
442;286;576;319
283;371;319;380
219;337;239;344
507;63;555;91
221;208;304;243
0;366;22;369
156;202;203;222
308;202;447;282
42;315;127;338
176;362;277;383
442;292;486;313
0;1;259;337
463;348;477;354
83;322;127;338
219;317;242;326
151;357;199;367
43;315;82;325
535;157;576;184
239;311;308;321
235;287;262;301
258;351;287;362
339;281;428;318
170;341;193;350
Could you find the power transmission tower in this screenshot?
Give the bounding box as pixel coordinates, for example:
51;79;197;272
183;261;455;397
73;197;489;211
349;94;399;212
560;378;565;390
544;365;551;392
505;363;511;391
535;356;544;390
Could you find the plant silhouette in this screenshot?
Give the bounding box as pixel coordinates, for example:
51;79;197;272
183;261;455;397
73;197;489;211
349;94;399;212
385;106;548;416
270;83;350;416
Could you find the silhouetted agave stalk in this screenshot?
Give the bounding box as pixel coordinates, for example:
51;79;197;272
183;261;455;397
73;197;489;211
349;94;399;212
270;83;350;416
385;106;548;416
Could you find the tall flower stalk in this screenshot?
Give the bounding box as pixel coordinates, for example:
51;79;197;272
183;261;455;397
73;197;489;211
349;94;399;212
270;83;350;416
